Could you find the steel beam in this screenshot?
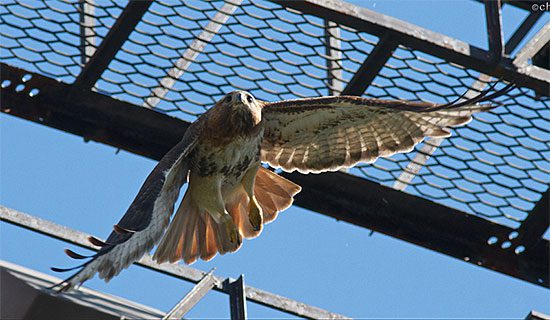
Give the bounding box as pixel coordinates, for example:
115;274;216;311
514;23;550;67
524;310;550;320
1;63;547;288
163;269;219;319
484;0;504;61
79;0;96;65
324;20;344;95
74;0;152;89
505;10;544;55
1;63;185;160
517;191;549;251
341;35;398;96
270;0;549;96
283;171;548;288
0;206;349;320
225;275;248;320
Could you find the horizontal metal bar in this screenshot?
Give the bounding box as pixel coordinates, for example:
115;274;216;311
284;171;549;288
1;63;186;160
2;63;547;288
271;0;549;96
74;0;152;89
163;269;219;320
0;206;349;320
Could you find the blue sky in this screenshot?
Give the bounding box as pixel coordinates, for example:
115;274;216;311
1;0;549;318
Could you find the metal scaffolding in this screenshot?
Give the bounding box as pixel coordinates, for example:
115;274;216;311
1;0;549;318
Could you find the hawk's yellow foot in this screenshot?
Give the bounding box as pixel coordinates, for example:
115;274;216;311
248;196;263;231
221;213;241;245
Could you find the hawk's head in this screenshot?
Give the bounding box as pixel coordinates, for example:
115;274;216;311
219;90;262;129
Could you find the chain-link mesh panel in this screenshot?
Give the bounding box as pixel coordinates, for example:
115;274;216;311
1;0;548;230
0;0;125;83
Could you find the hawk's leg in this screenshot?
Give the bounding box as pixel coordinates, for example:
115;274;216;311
242;163;263;231
189;174;240;246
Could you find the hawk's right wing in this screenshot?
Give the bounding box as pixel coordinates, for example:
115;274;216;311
51;120;201;291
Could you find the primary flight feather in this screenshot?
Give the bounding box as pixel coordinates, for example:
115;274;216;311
52;83;512;291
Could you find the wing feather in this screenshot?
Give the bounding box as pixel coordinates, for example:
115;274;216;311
52;121;201;291
261;85;511;173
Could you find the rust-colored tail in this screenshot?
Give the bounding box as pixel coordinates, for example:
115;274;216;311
153;194;237;265
253;166;301;224
153;166;301;264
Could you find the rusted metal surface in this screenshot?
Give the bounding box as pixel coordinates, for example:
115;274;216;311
0;206;350;320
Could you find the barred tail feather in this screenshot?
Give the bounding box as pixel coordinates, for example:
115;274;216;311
254;167;301;224
153;194;241;265
152;167;301;265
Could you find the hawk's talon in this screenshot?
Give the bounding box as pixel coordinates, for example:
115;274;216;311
248;197;263;231
222;214;240;245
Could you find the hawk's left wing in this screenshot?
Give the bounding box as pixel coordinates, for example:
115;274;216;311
260;85;512;174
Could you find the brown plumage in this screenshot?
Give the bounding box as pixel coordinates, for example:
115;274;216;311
52;83;513;291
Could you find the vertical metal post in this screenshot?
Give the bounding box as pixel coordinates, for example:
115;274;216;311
79;0;96;65
226;275;247;320
484;0;504;61
324;20;343;96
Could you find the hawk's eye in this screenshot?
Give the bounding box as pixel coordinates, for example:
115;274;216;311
247;95;253;103
224;95;232;104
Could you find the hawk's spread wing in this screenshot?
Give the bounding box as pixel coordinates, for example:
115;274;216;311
260;86;511;174
52;120;201;291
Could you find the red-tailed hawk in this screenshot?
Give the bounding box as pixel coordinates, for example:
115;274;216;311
52;83;512;290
